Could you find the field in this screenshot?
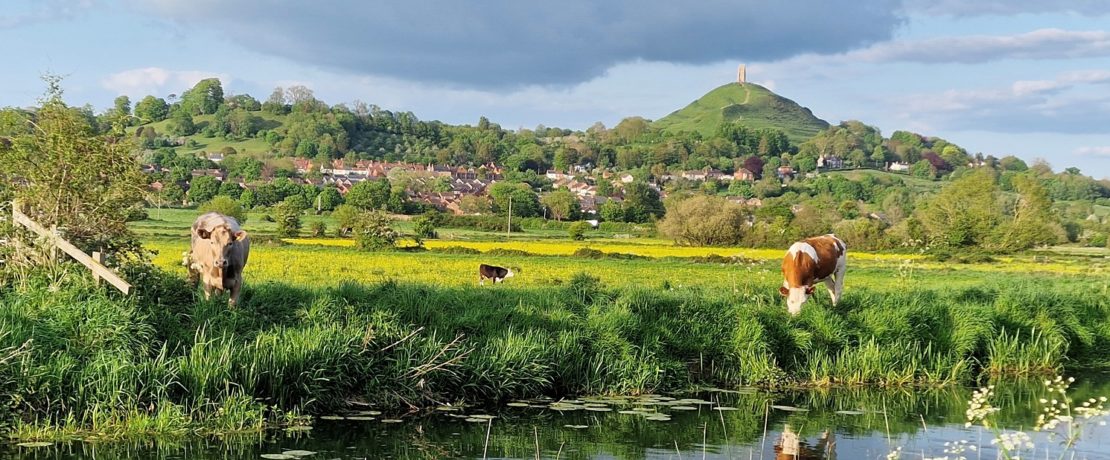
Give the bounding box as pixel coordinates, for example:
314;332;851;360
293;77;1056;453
1;209;1109;440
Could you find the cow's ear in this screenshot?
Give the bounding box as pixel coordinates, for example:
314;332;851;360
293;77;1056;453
805;285;816;295
234;230;248;241
778;286;789;297
197;229;211;240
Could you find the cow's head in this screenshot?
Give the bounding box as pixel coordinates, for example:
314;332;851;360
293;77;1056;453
504;268;515;279
196;225;247;269
778;283;815;315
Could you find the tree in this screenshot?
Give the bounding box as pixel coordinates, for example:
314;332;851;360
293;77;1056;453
345;179;391;210
997;173;1060;250
870;145;886;167
263;87;288;114
459;195;493;215
309;221;327;237
113;95;132;120
315;187;343;212
489;182;540;217
658;195;749;246
412;214;437;246
916;169;1002;248
187;176;220;204
352;210;398;250
182;78;224;115
332;204;360;236
542;189;579;221
161;182;185;205
621;182;664;223
198;195;247;223
272;200;302;237
218;181;242;199
166;111;196;136
569;221;590;241
0;78;146;258
134;96;169;122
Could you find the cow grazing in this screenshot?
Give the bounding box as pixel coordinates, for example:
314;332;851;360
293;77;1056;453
187;212;251;306
478;264;514;285
779;234;846;315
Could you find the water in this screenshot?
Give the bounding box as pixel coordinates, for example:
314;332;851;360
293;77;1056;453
4;377;1110;459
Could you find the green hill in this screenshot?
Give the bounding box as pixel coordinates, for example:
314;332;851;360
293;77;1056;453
654;83;830;144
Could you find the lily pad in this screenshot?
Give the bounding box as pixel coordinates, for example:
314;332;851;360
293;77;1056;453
284;426;313;431
564;424;589;429
468;414;495;419
772;405;810;412
282;451;317;457
618;410;643;415
584;407;613;412
435;406;461;412
645;415;673;421
318;415;345;421
835;410;866;415
713;406;739;411
381;419;404;423
261;455;296;460
16;442;53;448
506;402;531;407
345;416;375;421
670;405;698;411
465;418;489;423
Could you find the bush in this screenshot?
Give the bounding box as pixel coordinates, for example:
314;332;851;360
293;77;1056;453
569;221;590;240
440;215;520;232
198;196;247;223
658;195;749;246
309;221;327;237
429;246;481;255
272;202;302;238
413;215;437;242
352;210;398;251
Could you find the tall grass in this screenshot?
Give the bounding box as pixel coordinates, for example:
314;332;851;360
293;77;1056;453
1;266;1108;439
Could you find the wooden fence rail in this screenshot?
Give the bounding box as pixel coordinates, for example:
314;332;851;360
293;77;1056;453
9;201;132;294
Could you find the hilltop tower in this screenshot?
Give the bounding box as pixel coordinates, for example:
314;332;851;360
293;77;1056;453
737;64;746;84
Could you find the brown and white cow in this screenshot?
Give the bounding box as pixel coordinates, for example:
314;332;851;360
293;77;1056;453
779;234;846;315
186;212;251;306
478;264;514;285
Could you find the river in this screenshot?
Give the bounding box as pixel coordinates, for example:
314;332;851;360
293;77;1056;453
4;375;1110;459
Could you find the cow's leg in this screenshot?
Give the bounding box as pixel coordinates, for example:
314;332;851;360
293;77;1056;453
828;255;847;305
201;283;214;301
228;279;241;307
479;277;485;286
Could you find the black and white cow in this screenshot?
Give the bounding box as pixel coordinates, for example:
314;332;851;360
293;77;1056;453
478;264;514;285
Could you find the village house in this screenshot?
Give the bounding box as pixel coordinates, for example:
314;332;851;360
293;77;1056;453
776;166;795;179
733;168;756;181
817;154;843;169
887;162;911;172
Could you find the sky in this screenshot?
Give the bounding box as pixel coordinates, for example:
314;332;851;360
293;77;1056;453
1;0;1109;178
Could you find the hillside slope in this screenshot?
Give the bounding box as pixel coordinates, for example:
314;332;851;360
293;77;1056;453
654;83;830;144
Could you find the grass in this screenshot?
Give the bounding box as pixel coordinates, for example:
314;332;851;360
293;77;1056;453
2;252;1109;440
653;83;829;142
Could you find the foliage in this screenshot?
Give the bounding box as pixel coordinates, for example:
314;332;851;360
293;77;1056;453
0;80;146;260
916;169;1002;248
412;214;438;243
489;182;541;217
309;221;327;237
569;221;590;240
187;175;220;204
352;210;398;250
272;201;302;238
198;196;247;223
659;195;749;245
541;189;580;221
344;179;390;210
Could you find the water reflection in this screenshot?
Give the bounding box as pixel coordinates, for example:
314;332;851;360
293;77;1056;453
2;376;1109;459
775;425;835;460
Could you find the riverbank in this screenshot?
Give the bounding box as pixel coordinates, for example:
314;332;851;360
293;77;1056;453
2;264;1108;441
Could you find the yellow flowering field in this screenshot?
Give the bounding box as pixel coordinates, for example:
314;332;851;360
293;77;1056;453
145;236;1103;292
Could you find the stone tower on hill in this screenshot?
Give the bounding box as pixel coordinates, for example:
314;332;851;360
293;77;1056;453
737;64;746;84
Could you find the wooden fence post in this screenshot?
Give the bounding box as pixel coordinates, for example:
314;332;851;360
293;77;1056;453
92;251;103;286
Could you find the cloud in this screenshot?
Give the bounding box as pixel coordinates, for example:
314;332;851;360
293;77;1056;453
101;67;232;98
0;0;95;29
905;0;1110;16
129;0;904;88
1076;146;1110;157
849;29;1110;63
896;70;1110;134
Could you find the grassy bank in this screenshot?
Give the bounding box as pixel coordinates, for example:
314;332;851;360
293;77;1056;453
2;263;1108;440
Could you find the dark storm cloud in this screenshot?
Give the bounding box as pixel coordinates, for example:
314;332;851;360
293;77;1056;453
134;0;904;88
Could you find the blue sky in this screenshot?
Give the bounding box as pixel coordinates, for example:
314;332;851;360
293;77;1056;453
2;0;1109;178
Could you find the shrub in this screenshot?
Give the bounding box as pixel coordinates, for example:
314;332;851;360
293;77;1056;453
198;196;247;223
309;221;327;237
658;195;749;246
569;221;590;240
412;215;437;242
352;210;398;251
272;202;302;238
